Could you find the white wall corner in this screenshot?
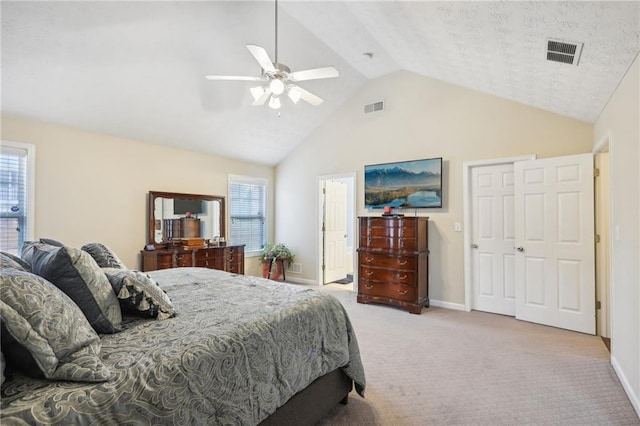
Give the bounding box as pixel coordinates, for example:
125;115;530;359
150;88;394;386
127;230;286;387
611;355;640;418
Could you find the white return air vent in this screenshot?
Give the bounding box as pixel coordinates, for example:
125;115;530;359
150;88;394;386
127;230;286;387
546;38;583;66
364;100;384;114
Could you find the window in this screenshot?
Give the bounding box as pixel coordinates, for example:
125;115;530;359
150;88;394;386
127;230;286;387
0;142;35;255
229;175;267;255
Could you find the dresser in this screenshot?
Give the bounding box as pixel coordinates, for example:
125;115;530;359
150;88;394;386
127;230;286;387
357;216;429;314
141;244;245;274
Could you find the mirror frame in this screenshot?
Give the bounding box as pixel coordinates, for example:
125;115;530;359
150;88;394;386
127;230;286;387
148;191;226;245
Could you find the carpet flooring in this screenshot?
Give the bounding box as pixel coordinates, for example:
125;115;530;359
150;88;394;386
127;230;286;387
313;284;640;426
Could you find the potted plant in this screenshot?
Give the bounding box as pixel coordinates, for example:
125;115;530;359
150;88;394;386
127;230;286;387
259;243;294;280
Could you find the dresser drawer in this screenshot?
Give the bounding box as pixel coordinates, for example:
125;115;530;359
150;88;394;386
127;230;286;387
174;252;193;267
360;236;417;251
195;258;221;268
359;253;417;269
195;248;216;260
359;280;416;302
362;225;417;239
226;262;243;274
155;253;174;270
360;266;415;285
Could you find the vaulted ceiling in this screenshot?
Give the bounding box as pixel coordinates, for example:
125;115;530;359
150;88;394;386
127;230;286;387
2;1;639;165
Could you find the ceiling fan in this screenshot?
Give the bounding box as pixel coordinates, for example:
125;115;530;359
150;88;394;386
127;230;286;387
205;0;338;110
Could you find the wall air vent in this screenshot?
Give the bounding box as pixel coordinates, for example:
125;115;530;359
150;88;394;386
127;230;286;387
364;100;384;114
546;38;583;66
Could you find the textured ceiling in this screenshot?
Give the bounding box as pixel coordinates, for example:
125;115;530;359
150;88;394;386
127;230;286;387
2;1;639;166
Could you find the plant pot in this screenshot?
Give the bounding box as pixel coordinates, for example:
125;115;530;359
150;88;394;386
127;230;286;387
262;259;287;281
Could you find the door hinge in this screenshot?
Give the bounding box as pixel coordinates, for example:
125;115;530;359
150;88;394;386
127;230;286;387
322;188;326;194
596;301;601;310
594;168;600;177
595;234;601;243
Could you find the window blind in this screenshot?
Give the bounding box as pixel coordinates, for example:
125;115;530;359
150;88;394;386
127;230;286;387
229;178;266;255
0;145;28;255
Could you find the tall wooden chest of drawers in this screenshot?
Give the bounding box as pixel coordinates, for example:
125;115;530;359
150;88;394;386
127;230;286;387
357;216;429;314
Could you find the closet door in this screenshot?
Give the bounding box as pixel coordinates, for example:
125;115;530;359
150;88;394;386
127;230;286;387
514;153;595;335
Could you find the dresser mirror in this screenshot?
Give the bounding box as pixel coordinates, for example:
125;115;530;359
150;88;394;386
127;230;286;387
148;191;225;245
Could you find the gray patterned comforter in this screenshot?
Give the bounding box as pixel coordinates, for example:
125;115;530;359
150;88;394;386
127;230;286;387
1;268;366;425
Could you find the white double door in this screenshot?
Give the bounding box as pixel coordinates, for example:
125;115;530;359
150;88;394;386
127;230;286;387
471;153;595;334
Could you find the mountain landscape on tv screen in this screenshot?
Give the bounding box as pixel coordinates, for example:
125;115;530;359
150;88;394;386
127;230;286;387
365;166;441;208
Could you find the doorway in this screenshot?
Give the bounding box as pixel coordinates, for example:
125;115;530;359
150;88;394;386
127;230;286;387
317;173;356;290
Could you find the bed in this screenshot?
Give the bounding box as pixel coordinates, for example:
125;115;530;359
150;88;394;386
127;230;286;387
0;265;365;425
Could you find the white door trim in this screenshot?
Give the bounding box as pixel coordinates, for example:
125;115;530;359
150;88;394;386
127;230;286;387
593;131;613;338
463;155;536;312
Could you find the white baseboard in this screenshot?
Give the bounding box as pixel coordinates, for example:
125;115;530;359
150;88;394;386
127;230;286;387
430;299;466;311
611;355;640;417
286;277;317;286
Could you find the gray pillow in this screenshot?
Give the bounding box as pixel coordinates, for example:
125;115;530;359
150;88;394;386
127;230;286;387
31;245;122;334
39;237;65;247
20;240;41;266
0;251;28;271
81;243;127;269
0;269;110;382
102;268;176;320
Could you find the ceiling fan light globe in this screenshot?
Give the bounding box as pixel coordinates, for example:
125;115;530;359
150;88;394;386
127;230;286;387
269;79;285;96
250;86;266;101
287;88;302;104
269;96;281;109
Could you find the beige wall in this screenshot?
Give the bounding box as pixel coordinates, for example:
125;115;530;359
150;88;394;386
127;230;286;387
0;115;275;275
275;70;593;304
594;53;640;415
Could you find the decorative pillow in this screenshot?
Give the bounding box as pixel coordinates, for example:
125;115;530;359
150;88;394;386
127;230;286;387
0;252;27;271
39;237;65;247
102;268;176;320
81;243;127;269
20;240;41;266
0;269;110;382
31;245;122;334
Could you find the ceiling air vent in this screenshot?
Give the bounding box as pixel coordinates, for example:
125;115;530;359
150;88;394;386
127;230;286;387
546;38;583;66
364;100;384;114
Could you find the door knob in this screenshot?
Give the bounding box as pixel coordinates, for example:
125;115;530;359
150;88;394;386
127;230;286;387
471;244;478;249
516;246;524;252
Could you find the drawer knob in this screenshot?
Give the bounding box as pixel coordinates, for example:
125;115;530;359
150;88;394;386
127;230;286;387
397;274;407;280
397;290;408;295
365;257;374;262
365;284;373;289
365;270;374;276
397;260;408;265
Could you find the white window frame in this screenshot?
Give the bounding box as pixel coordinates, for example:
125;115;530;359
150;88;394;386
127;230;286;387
0;140;36;253
228;174;268;257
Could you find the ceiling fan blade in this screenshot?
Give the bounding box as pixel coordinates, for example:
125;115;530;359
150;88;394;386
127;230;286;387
205;75;264;81
252;88;272;106
246;44;276;73
289;66;339;82
290;85;324;106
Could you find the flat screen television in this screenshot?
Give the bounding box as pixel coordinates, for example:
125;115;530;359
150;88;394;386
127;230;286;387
364;157;442;209
174;198;203;215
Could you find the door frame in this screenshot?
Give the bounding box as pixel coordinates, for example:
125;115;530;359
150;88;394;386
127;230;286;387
317;172;356;290
463;154;536;312
593;131;613;338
